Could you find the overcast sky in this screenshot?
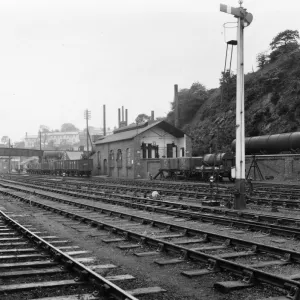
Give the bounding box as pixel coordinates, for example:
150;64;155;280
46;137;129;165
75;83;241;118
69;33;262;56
1;0;299;143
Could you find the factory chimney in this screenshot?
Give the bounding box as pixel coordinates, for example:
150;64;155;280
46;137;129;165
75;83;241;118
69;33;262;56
174;84;179;128
151;110;155;122
118;108;121;128
103;105;106;136
125;109;128;126
122;106;124;123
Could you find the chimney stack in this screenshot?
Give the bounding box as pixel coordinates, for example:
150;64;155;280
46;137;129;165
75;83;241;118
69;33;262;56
174;84;179;128
103;105;106;136
151;110;155;121
122;106;124;122
125;109;128;126
118;108;121;128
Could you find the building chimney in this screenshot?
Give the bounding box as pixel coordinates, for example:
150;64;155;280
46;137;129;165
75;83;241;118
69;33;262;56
151;110;154;121
122;106;124;122
174;84;179;128
103;105;106;136
125;109;128;126
118;108;121;128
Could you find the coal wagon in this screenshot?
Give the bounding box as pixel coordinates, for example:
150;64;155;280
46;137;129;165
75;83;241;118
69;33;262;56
27;159;93;177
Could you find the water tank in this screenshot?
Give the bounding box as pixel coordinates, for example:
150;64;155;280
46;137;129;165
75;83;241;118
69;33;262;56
203;153;233;166
232;132;300;154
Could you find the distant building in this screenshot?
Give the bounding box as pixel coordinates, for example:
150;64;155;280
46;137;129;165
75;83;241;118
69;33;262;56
24;134;38;148
45;132;80;146
24;132;79;149
24;127;113;150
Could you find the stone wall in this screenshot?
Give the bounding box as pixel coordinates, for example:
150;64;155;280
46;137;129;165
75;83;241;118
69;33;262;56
245;154;300;182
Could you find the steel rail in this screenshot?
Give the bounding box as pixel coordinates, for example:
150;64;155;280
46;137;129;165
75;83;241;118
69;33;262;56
0;210;138;300
2;188;300;297
3;180;300;238
18;177;300;208
18;179;300;225
18;177;228;198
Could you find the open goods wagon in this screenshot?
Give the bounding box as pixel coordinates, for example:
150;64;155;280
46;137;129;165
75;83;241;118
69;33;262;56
155;152;234;181
54;159;93;176
27;159;93;177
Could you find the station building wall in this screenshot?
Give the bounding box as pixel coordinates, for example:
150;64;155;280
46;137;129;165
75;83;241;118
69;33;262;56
139;128;190;158
92;139;135;179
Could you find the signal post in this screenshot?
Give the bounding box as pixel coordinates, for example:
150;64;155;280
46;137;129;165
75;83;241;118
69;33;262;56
220;1;253;209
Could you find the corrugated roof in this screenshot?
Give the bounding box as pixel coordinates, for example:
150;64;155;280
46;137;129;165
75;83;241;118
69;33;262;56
95;121;186;145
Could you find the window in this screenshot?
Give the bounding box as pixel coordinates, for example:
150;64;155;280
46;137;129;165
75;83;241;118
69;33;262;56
109;150;115;167
181;147;185;157
126;148;132;167
116;149;122;168
141;143;147;159
97;151;101;169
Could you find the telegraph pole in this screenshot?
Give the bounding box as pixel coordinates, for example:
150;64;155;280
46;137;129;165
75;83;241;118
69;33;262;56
8;139;11;178
84;109;91;156
220;1;253;209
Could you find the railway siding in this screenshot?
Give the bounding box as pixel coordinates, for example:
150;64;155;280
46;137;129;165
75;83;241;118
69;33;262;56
2;182;300;298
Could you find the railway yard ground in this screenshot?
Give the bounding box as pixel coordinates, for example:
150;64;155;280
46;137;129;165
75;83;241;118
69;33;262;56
2;175;300;299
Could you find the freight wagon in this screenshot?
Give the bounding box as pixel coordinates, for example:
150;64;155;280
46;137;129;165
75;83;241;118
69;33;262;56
155;152;235;181
27;159;93;177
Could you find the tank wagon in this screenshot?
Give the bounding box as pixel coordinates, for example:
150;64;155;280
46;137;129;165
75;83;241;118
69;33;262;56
156;152;235;181
232;132;300;155
27;159;93;177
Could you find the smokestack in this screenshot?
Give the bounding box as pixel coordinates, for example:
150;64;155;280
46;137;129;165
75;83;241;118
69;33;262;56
174;84;179;128
122;106;124;122
125;109;128;126
118;108;121;128
103;105;106;136
151;110;154;121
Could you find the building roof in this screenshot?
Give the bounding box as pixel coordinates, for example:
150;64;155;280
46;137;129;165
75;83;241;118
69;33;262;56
94;121;186;145
65;151;84;160
25;135;38;139
46;132;79;136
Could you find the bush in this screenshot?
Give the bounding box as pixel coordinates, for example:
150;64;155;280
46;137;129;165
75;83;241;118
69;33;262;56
277;104;289;115
270;91;280;105
252;111;264;123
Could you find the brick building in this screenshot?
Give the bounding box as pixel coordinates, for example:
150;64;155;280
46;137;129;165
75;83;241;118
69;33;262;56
92;120;192;179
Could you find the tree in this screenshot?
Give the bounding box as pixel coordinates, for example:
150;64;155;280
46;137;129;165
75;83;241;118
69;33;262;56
219;70;236;102
1;136;9;144
166;82;208;127
135;114;151;124
61;123;79;132
155;116;165;121
270;29;299;51
256;52;268;69
39;125;50;133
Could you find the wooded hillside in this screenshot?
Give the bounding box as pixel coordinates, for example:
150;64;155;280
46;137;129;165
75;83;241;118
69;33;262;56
166;30;300;155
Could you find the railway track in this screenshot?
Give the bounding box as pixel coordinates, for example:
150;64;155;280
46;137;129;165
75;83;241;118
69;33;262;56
0;209;157;300
1;180;300;298
16;175;300;209
4;179;300;235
